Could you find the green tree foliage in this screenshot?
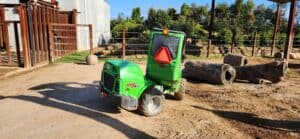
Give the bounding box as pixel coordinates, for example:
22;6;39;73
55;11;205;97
155;9;171;28
181;3;193;17
111;2;293;47
167;8;177;20
131;7;143;23
146;8;157;28
190;4;209;26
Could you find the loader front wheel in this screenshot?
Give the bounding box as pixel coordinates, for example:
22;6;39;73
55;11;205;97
138;87;164;117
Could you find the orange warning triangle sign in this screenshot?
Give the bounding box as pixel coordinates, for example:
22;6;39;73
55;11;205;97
154;47;172;64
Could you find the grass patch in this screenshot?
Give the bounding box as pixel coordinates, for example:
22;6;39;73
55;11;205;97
55;51;147;64
55;51;89;63
98;55;147;62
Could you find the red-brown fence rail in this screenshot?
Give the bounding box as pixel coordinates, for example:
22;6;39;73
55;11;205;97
0;5;25;67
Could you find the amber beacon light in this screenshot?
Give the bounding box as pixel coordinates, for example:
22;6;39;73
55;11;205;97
162;28;169;35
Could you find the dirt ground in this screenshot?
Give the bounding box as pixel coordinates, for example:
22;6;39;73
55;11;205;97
0;58;299;139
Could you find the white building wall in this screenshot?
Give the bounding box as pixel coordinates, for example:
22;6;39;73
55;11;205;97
0;0;19;4
4;7;20;52
57;0;111;51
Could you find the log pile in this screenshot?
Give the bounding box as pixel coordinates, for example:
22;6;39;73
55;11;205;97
183;61;236;85
183;54;287;85
235;60;287;84
224;53;248;66
290;53;300;60
274;52;283;60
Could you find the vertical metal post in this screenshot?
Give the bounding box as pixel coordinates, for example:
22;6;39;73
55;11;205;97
271;4;281;56
207;0;215;58
32;3;40;63
283;0;297;60
0;24;2;64
18;6;31;68
72;9;78;53
89;24;93;54
40;6;50;61
122;25;126;60
231;32;236;53
72;9;77;24
37;5;44;62
26;1;36;66
48;23;54;62
252;32;257;57
0;6;11;64
14;22;22;67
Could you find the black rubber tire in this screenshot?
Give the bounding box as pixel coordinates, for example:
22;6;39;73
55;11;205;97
174;79;186;100
138;87;164;117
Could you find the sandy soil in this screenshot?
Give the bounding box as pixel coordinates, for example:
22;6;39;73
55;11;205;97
0;58;299;139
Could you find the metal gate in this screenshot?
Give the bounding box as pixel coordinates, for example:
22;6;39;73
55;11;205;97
48;23;93;61
27;0;59;65
0;0;93;68
0;6;24;67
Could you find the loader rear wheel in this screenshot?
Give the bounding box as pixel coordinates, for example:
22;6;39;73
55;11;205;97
174;79;186;100
138;87;164;117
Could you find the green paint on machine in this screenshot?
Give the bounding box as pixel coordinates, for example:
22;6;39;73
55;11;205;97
99;28;186;116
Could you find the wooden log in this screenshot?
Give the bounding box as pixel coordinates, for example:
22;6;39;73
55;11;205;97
183;61;236;85
235;60;287;84
290;53;300;59
98;49;111;56
274;52;283;60
224;53;248;66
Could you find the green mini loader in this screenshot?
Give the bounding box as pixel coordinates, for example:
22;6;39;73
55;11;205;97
99;28;186;116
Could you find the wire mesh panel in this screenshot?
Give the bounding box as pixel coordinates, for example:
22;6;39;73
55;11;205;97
48;23;92;60
49;23;77;59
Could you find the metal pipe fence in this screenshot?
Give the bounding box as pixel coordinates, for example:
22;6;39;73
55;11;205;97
102;31;300;59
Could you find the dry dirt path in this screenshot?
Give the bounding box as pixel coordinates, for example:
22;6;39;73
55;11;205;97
0;60;299;139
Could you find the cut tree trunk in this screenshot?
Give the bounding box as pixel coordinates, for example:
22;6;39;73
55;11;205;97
183;61;236;85
290;53;300;59
235;60;287;84
274;52;283;60
223;53;248;66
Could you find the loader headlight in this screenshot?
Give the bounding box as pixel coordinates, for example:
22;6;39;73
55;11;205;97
104;63;113;70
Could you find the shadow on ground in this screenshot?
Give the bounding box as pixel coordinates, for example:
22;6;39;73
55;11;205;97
0;82;155;139
192;105;300;133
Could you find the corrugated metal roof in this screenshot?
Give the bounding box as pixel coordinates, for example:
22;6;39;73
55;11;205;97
268;0;298;4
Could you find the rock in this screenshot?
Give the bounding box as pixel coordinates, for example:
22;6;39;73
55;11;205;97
86;54;98;65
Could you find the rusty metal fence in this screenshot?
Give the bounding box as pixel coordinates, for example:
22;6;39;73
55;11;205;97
49;23;77;60
28;0;59;65
48;23;92;61
0;1;93;68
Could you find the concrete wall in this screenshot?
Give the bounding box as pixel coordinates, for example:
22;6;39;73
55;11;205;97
0;0;19;4
57;0;111;51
